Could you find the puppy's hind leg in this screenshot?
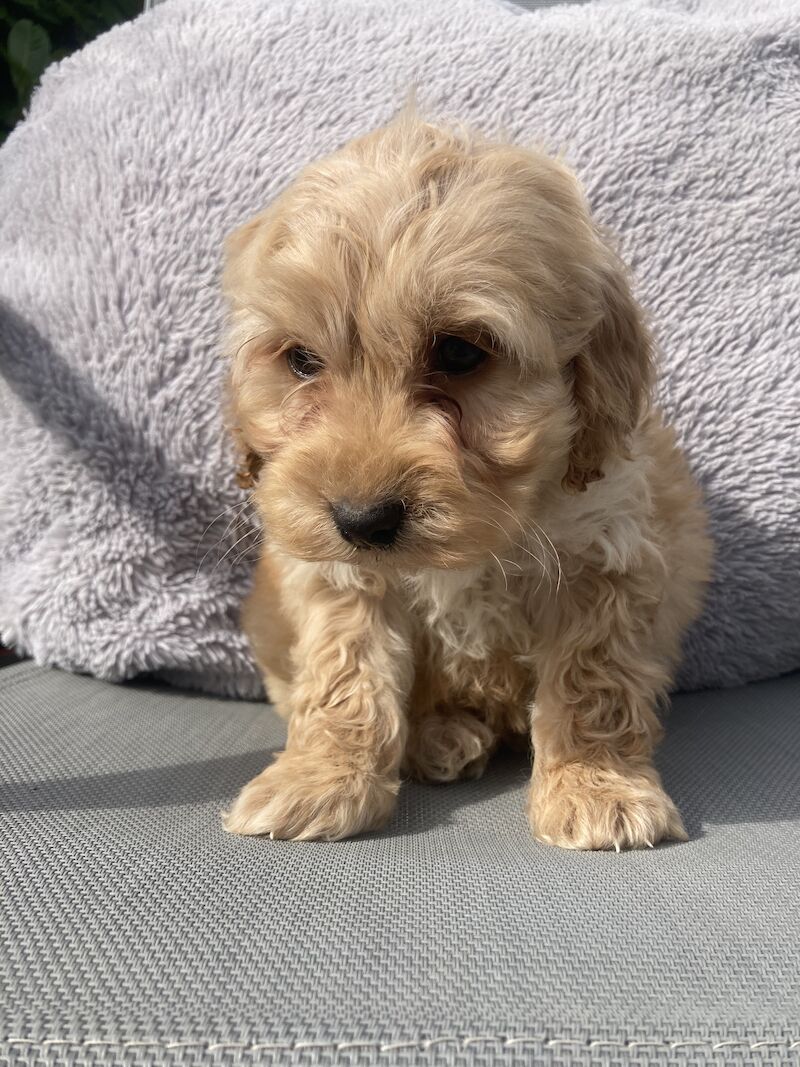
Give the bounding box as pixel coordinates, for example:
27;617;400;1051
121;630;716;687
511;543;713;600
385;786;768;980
241;549;296;715
402;705;497;783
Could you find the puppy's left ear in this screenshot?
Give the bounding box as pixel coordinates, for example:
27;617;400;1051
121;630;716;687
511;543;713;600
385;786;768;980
562;243;654;493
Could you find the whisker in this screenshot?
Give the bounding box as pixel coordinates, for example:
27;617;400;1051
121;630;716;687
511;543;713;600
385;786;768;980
211;526;261;576
479;489;561;600
470;518;539;587
194;498;255;577
482;484;563;584
232;536;265;566
480;485;564;588
481;486;529;541
195;498;251;555
489;551;509;592
528;517;564;594
510;512;563;596
521;522;554;599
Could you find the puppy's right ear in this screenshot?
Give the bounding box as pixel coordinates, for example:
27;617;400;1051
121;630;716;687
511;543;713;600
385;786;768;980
236;446;263;491
223;212;274;491
222;213;267;302
231;424;263;491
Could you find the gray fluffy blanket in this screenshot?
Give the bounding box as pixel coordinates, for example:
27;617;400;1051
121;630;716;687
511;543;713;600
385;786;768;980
1;0;798;697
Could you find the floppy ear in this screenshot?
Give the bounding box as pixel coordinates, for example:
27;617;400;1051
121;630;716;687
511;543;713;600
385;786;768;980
222;212;275;491
235;446;264;491
222;212;269;303
230;423;263;491
562;245;654;493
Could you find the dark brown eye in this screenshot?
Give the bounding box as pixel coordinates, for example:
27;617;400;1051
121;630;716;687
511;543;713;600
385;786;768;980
431;334;488;376
286;346;323;380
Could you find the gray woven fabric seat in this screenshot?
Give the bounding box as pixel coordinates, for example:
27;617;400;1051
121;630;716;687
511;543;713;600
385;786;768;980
2;661;799;1066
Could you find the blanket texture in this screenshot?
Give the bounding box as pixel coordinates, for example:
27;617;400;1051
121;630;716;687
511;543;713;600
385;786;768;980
0;0;798;697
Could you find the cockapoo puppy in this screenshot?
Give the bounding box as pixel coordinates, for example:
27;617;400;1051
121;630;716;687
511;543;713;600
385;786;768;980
221;115;711;850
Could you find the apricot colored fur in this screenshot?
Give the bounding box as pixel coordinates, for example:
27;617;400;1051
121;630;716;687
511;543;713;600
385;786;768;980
222;116;712;849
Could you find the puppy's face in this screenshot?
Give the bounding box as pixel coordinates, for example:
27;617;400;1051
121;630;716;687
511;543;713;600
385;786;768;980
225;119;651;570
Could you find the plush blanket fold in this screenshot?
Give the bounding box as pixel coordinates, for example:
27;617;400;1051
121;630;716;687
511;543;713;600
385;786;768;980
1;0;798;696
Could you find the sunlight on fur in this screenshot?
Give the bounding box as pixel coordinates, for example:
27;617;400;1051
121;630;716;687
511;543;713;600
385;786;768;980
220;113;712;850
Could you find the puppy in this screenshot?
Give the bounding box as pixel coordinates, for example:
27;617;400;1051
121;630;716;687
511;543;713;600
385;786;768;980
221;115;712;850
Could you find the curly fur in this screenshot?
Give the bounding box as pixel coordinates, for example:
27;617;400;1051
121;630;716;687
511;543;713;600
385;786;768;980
221;115;712;850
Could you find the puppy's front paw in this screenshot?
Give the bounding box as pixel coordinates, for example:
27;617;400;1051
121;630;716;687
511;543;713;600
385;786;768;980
223;752;398;841
528;760;687;851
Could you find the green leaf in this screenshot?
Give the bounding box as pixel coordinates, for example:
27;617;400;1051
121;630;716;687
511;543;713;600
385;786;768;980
7;19;50;100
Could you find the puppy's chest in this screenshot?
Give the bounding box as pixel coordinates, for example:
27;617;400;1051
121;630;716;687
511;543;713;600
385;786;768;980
401;569;536;725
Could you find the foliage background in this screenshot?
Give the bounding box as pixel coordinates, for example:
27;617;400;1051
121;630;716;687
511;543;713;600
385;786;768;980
1;0;142;145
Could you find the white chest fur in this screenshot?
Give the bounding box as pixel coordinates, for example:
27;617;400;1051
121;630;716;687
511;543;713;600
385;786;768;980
401;564;535;663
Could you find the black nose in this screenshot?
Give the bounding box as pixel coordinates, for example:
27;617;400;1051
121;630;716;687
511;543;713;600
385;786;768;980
331;498;406;549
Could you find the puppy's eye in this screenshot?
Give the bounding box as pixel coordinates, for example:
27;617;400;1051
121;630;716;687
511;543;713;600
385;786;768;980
286;346;323;380
432;335;488;376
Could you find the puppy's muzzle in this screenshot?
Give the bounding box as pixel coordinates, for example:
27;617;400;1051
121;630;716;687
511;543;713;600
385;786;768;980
330;498;406;550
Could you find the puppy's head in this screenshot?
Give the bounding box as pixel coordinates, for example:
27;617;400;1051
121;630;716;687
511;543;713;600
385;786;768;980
224;117;652;569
